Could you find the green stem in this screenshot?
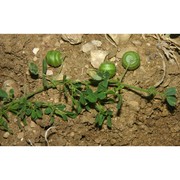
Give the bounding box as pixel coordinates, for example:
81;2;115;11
121;83;150;94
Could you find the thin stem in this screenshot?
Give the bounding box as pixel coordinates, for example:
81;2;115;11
121;83;150;94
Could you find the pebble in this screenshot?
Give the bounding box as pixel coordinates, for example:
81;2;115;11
69;132;75;137
3;132;10;139
61;34;83;45
128;101;140;112
30;121;37;128
46;69;53;76
81;42;96;53
32;48;39;55
131;40;142;46
90;50;108;68
17;132;24;140
33;56;38;61
91;40;102;47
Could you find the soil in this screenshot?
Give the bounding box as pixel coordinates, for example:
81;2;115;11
0;34;179;146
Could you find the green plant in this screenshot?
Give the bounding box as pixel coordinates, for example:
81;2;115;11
0;50;177;132
122;51;140;70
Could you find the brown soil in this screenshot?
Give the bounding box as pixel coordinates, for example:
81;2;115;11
0;34;179;146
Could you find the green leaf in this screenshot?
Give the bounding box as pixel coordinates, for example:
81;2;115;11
50;116;55;124
77;104;82;114
34;102;42;108
166;96;177;107
36;109;43;118
0;89;8;98
61;113;68;121
97;92;106;100
107;115;112;128
117;94;122;110
0;117;9;131
97;79;108;92
79;94;86;105
66;112;77;119
98;114;105;127
31;110;37;120
56;104;66;110
85;105;91;111
44;107;52;115
10;103;20;111
25;108;32;116
42;59;47;75
165;87;177;96
9;89;14;98
29;62;39;75
85;90;97;103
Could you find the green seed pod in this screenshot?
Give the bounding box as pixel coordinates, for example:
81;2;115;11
122;51;140;70
99;62;116;78
45;50;63;67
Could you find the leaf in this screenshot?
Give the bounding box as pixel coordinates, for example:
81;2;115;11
42;59;47;75
97;92;106;100
164;87;177;96
85;89;97;103
166;96;177;107
98;114;105;127
31;110;37;120
9;89;14;98
0;117;9;131
117;94;122;110
29;62;39;75
44;107;52;115
50;116;55;124
97;79;108;92
61;113;68;121
25;108;32;116
0;89;8;98
107;115;112;128
66;112;77;119
36;109;43;118
77;104;82;114
56;104;66;110
34;102;43;108
79;94;86;105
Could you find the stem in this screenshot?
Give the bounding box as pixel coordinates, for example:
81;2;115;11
119;65;129;83
121;83;150;94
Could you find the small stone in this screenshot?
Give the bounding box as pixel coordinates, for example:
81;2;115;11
91;40;102;47
61;34;83;45
95;138;101;144
128;101;140;112
32;48;39;55
69;132;75;137
110;139;117;145
81;42;96;53
30;121;37;128
33;57;38;61
17;132;24;140
46;69;53;76
3;132;10;139
90;50;108;68
131;40;142;46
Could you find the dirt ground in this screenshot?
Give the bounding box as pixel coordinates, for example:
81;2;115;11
0;34;179;146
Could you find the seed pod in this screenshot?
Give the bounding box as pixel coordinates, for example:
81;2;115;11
122;51;140;70
45;50;63;67
99;62;116;78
